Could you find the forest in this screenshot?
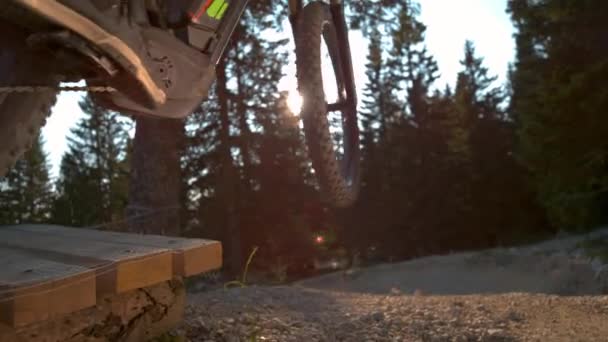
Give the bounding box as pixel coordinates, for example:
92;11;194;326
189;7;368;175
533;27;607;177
2;0;607;280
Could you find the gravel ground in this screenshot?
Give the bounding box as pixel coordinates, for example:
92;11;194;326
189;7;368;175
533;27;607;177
177;230;608;341
180;288;608;341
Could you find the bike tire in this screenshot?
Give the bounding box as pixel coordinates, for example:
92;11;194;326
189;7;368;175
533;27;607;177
0;20;58;177
294;1;360;207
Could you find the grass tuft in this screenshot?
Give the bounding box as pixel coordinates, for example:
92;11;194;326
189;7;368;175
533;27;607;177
224;246;259;289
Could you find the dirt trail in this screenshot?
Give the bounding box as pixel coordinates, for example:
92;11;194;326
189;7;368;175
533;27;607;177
296;228;608;296
180;230;608;341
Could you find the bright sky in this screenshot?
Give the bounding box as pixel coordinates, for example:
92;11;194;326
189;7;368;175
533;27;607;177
42;0;515;178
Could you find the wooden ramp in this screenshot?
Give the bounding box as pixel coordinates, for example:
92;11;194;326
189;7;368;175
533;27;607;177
0;224;222;328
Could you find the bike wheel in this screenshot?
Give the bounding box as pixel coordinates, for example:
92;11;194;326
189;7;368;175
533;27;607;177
0;19;58;177
294;1;360;208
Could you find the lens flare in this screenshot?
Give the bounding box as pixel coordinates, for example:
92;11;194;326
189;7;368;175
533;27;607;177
286;91;303;115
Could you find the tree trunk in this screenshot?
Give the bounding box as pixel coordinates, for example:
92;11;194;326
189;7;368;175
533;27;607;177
235;64;253;187
217;59;242;275
127;115;184;236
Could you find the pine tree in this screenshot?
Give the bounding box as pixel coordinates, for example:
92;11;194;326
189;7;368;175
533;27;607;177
385;2;439;118
0;135;53;224
385;2;440;190
448;41;515;245
182;86;222;236
445;41;496;162
446;41;504;209
348;0;409;37
348;26;395;254
509;0;608;230
51;95;131;227
346;1;446;258
389;4;443;250
360;27;389;147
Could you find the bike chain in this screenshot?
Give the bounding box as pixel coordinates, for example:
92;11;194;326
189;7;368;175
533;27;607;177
0;85;116;93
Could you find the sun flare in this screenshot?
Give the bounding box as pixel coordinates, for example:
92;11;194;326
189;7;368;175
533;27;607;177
286;90;303;116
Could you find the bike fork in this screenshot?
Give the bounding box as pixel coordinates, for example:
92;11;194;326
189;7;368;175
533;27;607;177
328;0;357;114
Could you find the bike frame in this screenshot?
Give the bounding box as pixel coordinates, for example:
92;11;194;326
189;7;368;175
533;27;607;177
208;0;249;64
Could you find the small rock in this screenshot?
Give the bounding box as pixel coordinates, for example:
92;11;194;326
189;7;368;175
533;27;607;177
240;313;254;324
506;310;523;322
371;311;385;322
338;321;357;331
453;335;468;342
487;328;504;336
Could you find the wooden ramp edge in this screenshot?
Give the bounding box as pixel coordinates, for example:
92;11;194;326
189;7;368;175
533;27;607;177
0;246;96;327
0;225;221;328
0;228;173;296
6;224;223;277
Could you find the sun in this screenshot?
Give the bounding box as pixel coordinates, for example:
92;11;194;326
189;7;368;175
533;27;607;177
286;90;303;116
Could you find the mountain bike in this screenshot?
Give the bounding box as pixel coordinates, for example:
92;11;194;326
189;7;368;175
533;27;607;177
0;0;360;207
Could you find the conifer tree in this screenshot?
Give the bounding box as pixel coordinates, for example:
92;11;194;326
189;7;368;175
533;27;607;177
0;135;53;224
52;95;131;227
509;0;608;230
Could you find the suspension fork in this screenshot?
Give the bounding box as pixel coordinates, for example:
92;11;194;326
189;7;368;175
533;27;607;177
328;0;359;171
328;0;357;114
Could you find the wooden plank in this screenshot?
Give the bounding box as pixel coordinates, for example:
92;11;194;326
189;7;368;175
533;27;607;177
0;228;173;295
174;240;222;277
0;246;96;327
6;224;223;277
0;322;18;342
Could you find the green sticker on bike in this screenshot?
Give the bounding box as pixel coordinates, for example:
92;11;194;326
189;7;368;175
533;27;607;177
207;0;229;20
